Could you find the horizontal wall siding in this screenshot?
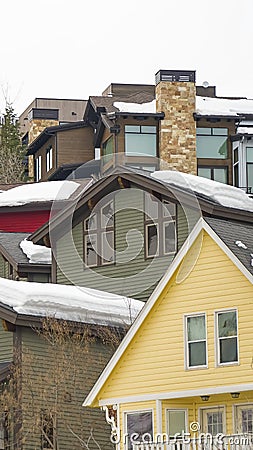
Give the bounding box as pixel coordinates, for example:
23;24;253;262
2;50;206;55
20;326;114;450
56;190;193;301
0;210;50;232
99;232;253;400
57;127;94;166
0;320;13;362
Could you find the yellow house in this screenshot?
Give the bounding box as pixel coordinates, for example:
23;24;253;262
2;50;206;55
84;216;253;450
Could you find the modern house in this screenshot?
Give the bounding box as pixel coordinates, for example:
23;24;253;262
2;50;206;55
29;169;253;301
19;98;87;179
23;70;253;193
83;215;253;449
0;278;143;450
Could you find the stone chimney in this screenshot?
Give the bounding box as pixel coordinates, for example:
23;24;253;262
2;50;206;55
156;70;197;174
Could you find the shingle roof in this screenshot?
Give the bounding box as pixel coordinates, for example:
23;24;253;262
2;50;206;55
205;217;253;276
0;232;30;264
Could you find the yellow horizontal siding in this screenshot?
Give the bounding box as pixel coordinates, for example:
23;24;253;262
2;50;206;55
99;231;253;401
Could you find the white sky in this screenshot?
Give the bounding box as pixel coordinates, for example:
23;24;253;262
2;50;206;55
1;0;253;116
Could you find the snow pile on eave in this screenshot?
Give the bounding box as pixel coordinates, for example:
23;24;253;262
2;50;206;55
113;100;156;114
151;170;253;212
0;277;144;327
0;180;81;207
20;239;51;264
196;96;253;117
236;126;253;135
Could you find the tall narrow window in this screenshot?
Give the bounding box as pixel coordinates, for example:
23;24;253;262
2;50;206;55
36;155;42;181
216;310;238;365
125;411;153;449
185;314;207;368
46;146;53;172
145;194;176;258
84;199;114;267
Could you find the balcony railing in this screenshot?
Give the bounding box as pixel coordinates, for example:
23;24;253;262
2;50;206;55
132;435;253;450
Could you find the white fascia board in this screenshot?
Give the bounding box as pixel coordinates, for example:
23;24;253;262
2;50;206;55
98;383;253;406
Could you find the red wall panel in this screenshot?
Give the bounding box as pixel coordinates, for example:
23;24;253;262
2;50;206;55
0;210;50;232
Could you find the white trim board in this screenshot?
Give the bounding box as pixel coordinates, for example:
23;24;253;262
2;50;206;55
83;218;253;407
98;383;253;406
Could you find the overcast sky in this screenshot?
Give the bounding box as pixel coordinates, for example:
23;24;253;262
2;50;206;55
1;0;253;116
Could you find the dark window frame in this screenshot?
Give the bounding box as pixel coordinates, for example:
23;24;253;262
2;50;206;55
197;165;228;183
125;125;158;157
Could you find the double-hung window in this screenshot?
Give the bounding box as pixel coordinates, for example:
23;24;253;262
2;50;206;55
246;146;253;193
216;310;238;365
145;194;176;258
84;199;114;267
185;314;207;368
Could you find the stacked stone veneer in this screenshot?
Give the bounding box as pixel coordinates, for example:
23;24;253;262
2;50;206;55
28;119;59;144
156;81;197;174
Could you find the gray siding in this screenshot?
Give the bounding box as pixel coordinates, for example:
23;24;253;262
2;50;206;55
0;320;13;362
56;190;174;300
0;254;9;278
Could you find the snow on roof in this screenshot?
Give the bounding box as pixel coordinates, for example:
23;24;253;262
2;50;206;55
113;100;156;114
0;277;144;327
0;180;81;207
151;170;253;212
236;126;253;135
19;239;51;264
196;96;253;117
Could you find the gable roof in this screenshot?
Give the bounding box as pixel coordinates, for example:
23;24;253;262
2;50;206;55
83;217;253;406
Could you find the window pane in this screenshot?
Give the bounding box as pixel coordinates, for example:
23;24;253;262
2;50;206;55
220;337;238;363
167;410;186;436
196;135;228;159
234;164;239;187
102;231;114;264
218;311;237;337
125;125;140;133
147;224;158;256
212;128;228;136
126;412;153;449
207;412;223;435
85;234;97;266
125;134;156;156
198;168;211;179
242;409;253;433
85;214;97;230
247;164;253;191
141;126;156;133
101;201;114;228
189;341;206;366
102;137;113;164
213;168;227;184
197;128;212;135
246;147;253;162
164;221;176;254
145;194;158;219
162;201;176;218
187;315;205;340
234;147;239;163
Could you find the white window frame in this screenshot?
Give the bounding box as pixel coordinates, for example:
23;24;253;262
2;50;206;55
36;155;42;181
199;406;226;435
233;403;253;434
215;309;239;367
166;408;188;438
46;146;53;172
124;409;154;450
184;313;208;370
